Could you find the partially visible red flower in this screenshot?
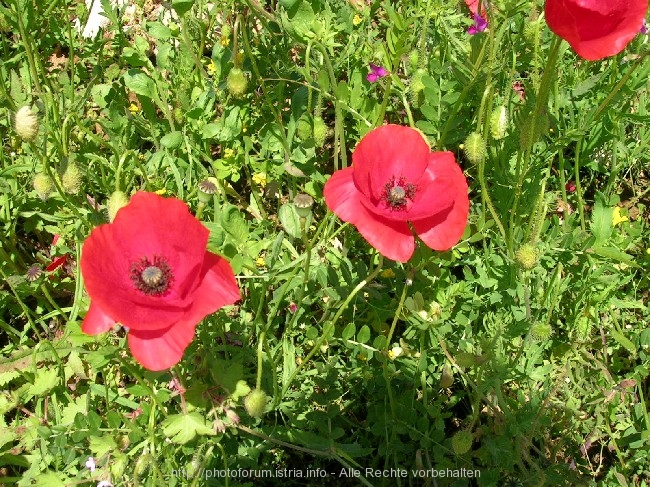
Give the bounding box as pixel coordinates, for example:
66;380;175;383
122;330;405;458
80;191;241;371
323;125;469;262
464;0;488;18
545;0;648;61
46;234;68;273
565;180;576;193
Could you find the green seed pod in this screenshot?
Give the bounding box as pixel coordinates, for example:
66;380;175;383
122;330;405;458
293;193;314;218
61;162;82;194
296;113;313;141
227;68;248;97
15;106;39;141
313;116;327;148
489;106;508;140
408;49;419;70
244;389;267;418
574;314;592;342
197;178;219;204
440;364;454;388
515;243;538;270
106;190;130;222
451;430;473;455
33;172;55;200
410;68;426;96
463;132;486;164
530;322;552;341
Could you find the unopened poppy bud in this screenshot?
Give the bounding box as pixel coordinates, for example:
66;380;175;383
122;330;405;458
244;388;267;418
106;190;129;222
227;68;247;97
33;172;54;200
61;162;82;194
293;193;314;218
463;132;486;164
515;243;538;270
198;178;219;204
489;106;508;140
15;106;39;141
313;116;327;148
296;114;313;140
451;430;473;455
530;322;552;341
440;364;454;388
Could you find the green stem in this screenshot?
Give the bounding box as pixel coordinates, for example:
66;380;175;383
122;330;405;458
280;255;384;399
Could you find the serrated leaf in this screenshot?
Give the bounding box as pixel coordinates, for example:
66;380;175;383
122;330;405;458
29;368;59;397
61;395;88;424
123;69;156;99
221;205;249;244
590;194;612;245
162;412;214;444
89;435;117;457
34;471;66;487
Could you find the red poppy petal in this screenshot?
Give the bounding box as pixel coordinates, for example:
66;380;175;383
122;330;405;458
352;125;431;202
46;255;67;272
324;168;415;262
82;302;116;335
180;251;240;325
109;192;209;297
545;0;647;60
81;223;187;330
127;321;196;371
412;156;470;251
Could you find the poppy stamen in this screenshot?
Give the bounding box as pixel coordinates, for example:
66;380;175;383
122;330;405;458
382;176;417;210
130;256;173;296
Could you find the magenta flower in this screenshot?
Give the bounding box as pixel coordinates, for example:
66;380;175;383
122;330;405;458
641;19;648;34
468;13;488;35
366;63;388;83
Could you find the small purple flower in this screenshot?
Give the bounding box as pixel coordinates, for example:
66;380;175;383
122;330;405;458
641;19;647;35
468;13;487;35
366;63;388;83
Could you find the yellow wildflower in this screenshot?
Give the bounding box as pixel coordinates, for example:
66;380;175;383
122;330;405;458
612;206;628;226
155;188;167;195
207;59;217;75
128;102;139;114
256;256;266;268
381;268;395;278
252;172;267;188
223;147;235;159
646;248;650;255
220;35;230;47
353;15;363;26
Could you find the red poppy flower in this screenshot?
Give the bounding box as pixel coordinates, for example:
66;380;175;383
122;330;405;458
545;0;648;61
80;191;240;371
324;125;469;263
464;0;488;19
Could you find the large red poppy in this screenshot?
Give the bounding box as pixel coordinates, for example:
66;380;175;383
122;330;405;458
545;0;648;61
80;192;240;371
324;125;469;263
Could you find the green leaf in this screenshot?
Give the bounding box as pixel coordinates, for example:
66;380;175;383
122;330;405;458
590;194;612;245
28;368;59;397
342;322;356;341
609;328;636;356
89;435;117;458
162;412;214;444
160;131;183;149
123;69;156;99
221;205;249;244
34;471;66;487
171;0;196;16
278;203;301;239
357;325;371;344
590;246;640;268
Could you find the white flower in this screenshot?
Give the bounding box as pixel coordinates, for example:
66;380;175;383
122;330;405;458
85;457;96;472
97;481;114;487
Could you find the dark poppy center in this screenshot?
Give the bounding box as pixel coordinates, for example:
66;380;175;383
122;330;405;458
130;256;173;296
382;176;417;211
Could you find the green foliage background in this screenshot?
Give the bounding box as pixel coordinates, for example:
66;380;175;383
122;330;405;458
0;0;649;486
